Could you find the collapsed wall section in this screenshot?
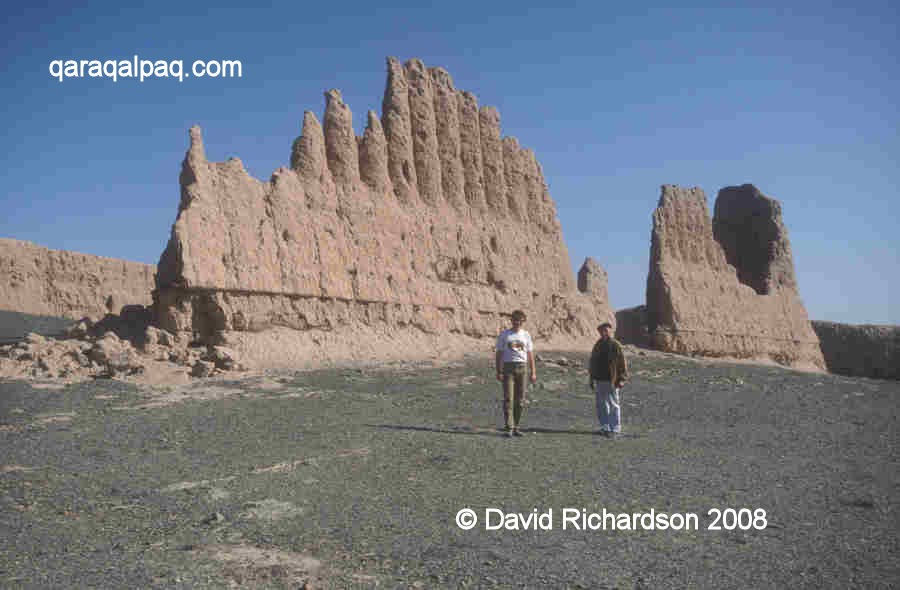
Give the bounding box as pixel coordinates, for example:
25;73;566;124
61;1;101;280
154;58;611;356
0;238;155;321
646;185;825;369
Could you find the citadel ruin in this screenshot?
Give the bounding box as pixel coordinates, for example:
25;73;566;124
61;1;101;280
153;57;612;364
1;58;895;380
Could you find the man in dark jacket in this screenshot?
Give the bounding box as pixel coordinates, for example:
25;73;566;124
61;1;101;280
589;322;628;438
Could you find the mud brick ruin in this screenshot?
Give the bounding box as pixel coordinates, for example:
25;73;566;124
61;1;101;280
646;184;825;370
153;58;613;356
3;59;896;379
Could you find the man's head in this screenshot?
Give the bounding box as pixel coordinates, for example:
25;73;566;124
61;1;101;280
598;322;612;340
510;310;526;329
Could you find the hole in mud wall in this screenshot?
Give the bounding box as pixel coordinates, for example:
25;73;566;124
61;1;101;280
402;161;412;183
461;257;475;272
192;295;227;344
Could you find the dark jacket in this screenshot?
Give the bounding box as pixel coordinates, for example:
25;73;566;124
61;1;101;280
590;337;628;386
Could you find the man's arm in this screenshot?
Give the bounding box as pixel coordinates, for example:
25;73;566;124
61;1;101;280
615;341;628;387
528;350;537;383
495;349;504;382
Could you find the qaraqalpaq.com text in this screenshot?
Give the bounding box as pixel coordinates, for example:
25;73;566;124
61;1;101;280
49;56;242;82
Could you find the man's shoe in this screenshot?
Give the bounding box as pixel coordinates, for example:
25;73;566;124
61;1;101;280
512;429;523;437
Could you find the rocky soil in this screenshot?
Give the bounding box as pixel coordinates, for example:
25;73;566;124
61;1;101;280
1;348;897;589
0;309;240;385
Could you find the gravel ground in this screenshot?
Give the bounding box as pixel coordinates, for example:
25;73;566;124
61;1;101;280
1;349;897;589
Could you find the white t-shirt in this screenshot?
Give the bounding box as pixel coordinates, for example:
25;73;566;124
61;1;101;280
496;329;533;364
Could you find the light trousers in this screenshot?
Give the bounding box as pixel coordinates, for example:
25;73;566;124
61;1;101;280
595;381;621;433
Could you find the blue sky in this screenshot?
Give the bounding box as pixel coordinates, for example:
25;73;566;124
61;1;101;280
2;1;897;324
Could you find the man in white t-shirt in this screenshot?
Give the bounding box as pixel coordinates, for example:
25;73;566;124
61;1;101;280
495;309;537;437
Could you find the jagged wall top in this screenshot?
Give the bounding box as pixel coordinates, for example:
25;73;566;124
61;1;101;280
158;57;564;293
280;57;559;230
155;58;607;343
